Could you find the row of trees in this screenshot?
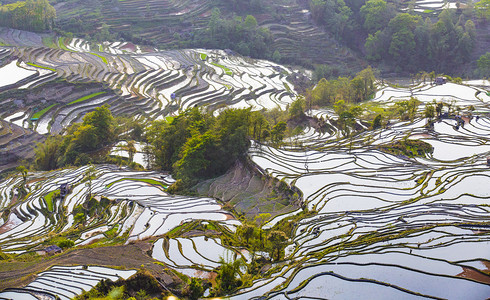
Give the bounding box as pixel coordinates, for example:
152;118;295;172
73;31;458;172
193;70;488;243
308;67;377;107
146;107;294;188
0;0;55;32
192;9;274;59
365;10;476;72
33;103;306;187
309;0;482;74
211;0;265;12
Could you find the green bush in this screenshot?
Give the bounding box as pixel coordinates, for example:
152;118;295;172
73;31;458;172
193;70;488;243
57;238;75;249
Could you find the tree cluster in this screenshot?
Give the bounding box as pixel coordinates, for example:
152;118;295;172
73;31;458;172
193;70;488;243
308;0;479;74
192;9;274;59
146;108;252;187
364;10;476;73
34;105;115;170
309;67;376;106
310;0;353;39
477;52;490;77
0;0;56;32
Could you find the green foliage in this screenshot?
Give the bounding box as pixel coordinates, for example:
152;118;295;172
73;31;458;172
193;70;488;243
272;50;281;62
0;0;56;32
271;121;287;144
288;97;306;121
311;67;376;106
364;9;476;72
215;257;244;295
16;165;28;182
34;135;62;171
425;103;435;120
74;211;85;225
310;0;353;39
313;64;342;82
76;270;164;300
380;138;434;158
182;277;204;300
475;0;490;21
31;104;57;120
477;52;490;77
56;238;74;249
147;108;252;186
82;105;114;143
393;97;420;121
34;105;115;170
68;92;107;105
266;230;288;261
72;194;113;226
195;8;274;59
372;114;383;129
360;0;393;34
43;189;59;212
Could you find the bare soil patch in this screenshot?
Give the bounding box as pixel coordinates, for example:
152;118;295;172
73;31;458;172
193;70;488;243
0;241;164;290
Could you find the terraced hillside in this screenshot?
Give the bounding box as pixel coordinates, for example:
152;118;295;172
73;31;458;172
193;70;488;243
0;165;237;253
240;81;490;298
0;36;296;134
0;80;489;298
52;0;363;68
0;33;299;170
0;266;137;300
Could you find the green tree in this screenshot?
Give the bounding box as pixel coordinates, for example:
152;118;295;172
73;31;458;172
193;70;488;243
16;165;28;183
72;124;99;152
34;135;62;170
84;165;97;200
372;114;383;129
388;13;419;33
394;98;420;121
351;66;376;102
477;52;490;77
82;105;114;144
475;0;490;20
250;111;269;141
243;15;258;30
271;121;287;144
389;28;415;65
364;30;388;61
289;97;306;120
425;103;435;121
360;0;392;33
272;49;281;62
173;132;217;184
414;18;432;67
126;140;136;163
237;224;255;244
267;230;288;261
188;278;203;300
216;257;243;295
0;0;55;32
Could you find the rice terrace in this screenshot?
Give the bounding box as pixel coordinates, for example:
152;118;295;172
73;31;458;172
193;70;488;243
0;0;489;299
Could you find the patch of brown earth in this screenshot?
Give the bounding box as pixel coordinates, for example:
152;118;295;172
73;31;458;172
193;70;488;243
0;241;165;290
456;262;490;285
194;159;301;220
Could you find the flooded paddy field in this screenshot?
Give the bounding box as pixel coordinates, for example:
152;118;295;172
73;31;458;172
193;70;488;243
0;33;488;297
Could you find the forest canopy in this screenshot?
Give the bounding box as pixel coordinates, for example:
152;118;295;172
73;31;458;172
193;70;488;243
0;0;55;32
